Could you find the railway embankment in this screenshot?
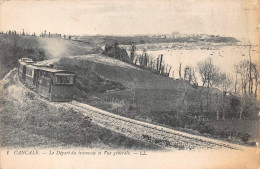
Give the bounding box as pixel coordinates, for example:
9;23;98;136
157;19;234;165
4;69;249;150
0;70;161;150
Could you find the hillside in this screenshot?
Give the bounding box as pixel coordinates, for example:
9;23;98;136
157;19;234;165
55;56;202;115
1;70;160;149
55;55;257;145
64;54;183;90
0;34;101;79
54;54;222;113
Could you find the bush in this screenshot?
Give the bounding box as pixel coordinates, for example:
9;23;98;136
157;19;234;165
150;110;202;128
149;110;253;144
237;133;250;142
102;43;132;63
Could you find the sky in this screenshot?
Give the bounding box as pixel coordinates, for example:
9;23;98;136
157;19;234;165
0;0;259;42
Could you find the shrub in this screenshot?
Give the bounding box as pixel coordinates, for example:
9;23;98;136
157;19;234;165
237;133;250;142
102;43;131;63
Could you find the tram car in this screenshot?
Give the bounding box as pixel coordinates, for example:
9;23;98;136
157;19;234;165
18;58;75;102
18;58;34;82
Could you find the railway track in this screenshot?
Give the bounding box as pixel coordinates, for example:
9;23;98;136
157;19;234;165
13;70;246;150
62;101;243;150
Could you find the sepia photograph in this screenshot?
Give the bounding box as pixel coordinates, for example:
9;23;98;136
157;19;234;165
0;0;259;168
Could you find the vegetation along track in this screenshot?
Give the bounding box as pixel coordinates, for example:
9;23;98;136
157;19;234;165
12;69;246;150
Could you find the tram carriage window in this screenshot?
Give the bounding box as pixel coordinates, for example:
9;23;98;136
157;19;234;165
39;71;51;78
19;64;23;71
26;68;33;76
69;76;73;84
55;75;73;84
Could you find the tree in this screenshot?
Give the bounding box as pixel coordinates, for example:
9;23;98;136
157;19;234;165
149;58;154;71
179;63;182;79
139;49;149;68
156;56;159;72
184;66;189;81
114;42;119;48
130;44;136;63
232;60;259;120
179;80;189;115
139;54;144;66
238;61;248;94
218;72;233;94
217;72;233;120
184;65;197;85
248;45;253;96
235;60;256;95
143;53;149;67
234;64;239;94
134;55;138;65
159;54;163;74
252;63;259;97
190;67;198;85
168;66;172;77
102;43;131;63
197;57;220;114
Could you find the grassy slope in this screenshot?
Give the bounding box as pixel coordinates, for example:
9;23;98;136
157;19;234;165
0;34;102;79
57;56;202;112
57;56;258;145
0;71;161;149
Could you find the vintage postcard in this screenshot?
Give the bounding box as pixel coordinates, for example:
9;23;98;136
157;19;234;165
0;0;260;168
